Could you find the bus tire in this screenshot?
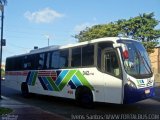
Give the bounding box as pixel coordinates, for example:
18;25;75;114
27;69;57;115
75;86;93;108
21;82;30;98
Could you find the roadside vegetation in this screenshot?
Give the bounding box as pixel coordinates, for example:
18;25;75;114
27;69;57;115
75;13;160;54
0;107;12;115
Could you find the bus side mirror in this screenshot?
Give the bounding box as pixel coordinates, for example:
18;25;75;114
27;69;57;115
113;43;121;48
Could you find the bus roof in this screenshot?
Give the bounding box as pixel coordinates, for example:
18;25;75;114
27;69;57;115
7;37;137;58
30;37;137;53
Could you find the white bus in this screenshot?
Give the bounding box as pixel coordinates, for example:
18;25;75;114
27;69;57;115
5;37;155;107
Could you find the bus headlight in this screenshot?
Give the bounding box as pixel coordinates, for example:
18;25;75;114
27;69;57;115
127;80;137;89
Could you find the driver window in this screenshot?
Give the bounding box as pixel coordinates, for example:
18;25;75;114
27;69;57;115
105;51;120;77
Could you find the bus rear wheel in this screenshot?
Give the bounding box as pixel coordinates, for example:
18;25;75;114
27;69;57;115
76;87;93;108
21;82;30;98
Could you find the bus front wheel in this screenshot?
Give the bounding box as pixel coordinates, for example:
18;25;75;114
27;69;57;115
76;86;93;108
21;82;30;98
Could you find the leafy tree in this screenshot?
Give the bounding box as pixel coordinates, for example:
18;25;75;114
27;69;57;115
75;13;160;53
1;68;5;78
75;23;119;42
117;13;160;53
0;0;7;5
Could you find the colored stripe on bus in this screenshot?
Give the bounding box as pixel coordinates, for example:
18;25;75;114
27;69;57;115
56;71;61;77
71;75;82;87
26;72;31;84
42;77;53;91
28;72;35;85
58;70;76;91
75;71;94;90
68;80;76;89
55;70;68;86
28;72;33;85
47;77;59;91
38;77;48;90
32;72;38;85
26;70;94;92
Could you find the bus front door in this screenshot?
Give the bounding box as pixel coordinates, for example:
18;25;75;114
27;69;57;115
103;49;123;104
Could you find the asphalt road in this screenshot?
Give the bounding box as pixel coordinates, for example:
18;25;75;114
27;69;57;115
1;81;160;119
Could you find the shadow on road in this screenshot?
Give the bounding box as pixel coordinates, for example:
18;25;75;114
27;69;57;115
2;85;160;118
150;86;160;102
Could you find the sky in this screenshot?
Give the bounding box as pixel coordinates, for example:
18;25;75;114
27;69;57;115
2;0;160;63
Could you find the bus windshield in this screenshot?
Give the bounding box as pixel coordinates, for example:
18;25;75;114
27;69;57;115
118;40;153;78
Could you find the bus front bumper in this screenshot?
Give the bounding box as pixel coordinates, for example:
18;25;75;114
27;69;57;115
123;84;155;104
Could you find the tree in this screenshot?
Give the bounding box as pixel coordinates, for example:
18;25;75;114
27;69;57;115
75;13;160;53
75;23;119;42
1;68;4;78
117;13;160;53
0;0;7;5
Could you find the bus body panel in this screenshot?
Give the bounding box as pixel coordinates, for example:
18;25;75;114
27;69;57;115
5;68;123;103
103;73;123;104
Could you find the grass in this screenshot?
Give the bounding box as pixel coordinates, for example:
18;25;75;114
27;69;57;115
0;107;13;115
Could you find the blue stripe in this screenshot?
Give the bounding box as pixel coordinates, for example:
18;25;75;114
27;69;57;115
42;77;53;91
38;77;48;90
28;72;34;85
141;80;144;83
26;72;31;84
68;80;76;89
72;75;82;87
55;70;68;86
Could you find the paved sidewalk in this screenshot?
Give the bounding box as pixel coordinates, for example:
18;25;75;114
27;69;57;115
0;96;67;120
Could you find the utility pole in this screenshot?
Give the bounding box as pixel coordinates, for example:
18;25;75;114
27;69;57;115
0;4;4;99
48;37;49;46
45;35;50;46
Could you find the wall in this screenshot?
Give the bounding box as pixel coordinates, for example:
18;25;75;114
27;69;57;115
149;47;160;82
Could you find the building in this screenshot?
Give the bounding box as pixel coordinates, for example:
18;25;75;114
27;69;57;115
149;47;160;83
149;47;160;74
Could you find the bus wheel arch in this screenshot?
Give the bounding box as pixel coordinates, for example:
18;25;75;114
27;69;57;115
75;86;93;108
21;82;30;98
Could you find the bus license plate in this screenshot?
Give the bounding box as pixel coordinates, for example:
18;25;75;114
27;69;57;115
145;89;150;94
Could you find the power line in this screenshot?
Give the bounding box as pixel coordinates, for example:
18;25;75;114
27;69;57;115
7;42;32;50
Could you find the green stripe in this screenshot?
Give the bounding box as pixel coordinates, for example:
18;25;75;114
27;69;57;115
137;80;140;84
32;72;38;85
59;70;76;90
75;71;94;90
47;77;59;91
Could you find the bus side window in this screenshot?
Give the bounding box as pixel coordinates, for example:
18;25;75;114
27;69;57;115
59;50;69;68
71;47;81;67
23;55;32;70
50;51;60;69
46;52;50;69
97;47;102;69
38;53;45;69
105;51;120;76
82;45;94;66
97;42;113;71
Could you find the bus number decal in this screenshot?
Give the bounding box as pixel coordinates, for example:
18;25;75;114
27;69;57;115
83;71;94;75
